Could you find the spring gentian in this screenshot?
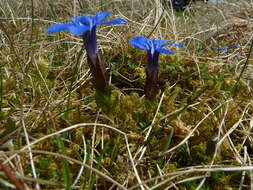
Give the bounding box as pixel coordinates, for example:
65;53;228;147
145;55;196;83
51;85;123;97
46;12;126;92
130;36;183;99
216;43;238;51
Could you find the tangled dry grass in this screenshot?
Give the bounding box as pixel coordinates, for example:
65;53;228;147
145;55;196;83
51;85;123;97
0;0;252;189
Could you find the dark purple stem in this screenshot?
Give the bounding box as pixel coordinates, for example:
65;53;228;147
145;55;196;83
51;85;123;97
145;51;159;100
83;27;108;92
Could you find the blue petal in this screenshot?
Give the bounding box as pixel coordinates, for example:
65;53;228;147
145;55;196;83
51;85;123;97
152;39;167;48
161;43;184;48
68;25;89;35
156;48;174;54
79;15;91;27
130;36;150;50
69;16;80;25
100;18;127;25
216;46;228;51
94;12;110;24
45;24;71;33
216;43;238;51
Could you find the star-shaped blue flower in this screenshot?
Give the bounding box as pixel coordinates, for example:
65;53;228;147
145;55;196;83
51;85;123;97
45;12;126;35
130;36;183;69
45;12;127;93
46;12;126;62
130;36;183;55
216;43;238;51
130;36;183;99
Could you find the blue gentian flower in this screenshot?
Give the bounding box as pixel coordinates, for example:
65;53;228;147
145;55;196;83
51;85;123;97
46;12;126;92
46;12;126;62
216;43;238;51
130;36;183;99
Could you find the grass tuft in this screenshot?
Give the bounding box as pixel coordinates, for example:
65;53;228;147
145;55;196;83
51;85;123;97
0;0;253;189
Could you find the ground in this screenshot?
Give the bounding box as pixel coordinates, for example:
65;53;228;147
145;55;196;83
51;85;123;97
0;0;253;189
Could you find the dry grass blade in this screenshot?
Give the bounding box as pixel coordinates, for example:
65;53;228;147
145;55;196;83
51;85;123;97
162;99;233;156
0;0;253;189
0;150;127;190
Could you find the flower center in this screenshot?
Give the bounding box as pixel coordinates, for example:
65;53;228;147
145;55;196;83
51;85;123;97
88;15;93;31
150;41;155;55
78;21;83;26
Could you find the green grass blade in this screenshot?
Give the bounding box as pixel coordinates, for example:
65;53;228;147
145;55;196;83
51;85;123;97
162;127;174;152
232;37;253;96
89;147;105;190
58;139;71;190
